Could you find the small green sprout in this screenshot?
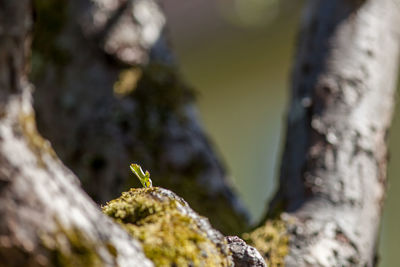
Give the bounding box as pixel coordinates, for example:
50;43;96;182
130;163;153;188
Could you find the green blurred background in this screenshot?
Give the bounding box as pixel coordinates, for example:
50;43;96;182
163;0;400;266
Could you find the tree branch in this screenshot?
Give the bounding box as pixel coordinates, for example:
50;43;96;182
250;0;400;266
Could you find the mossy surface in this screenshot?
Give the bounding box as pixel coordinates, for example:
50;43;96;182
243;219;289;267
123;165;247;234
41;226;104;267
103;187;232;267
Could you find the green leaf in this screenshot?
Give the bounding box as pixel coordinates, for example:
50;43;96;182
130;163;153;188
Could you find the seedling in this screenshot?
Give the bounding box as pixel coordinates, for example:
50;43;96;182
130;163;153;188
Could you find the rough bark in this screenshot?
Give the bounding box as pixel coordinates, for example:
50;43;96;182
255;0;400;266
0;1;154;266
31;0;248;235
226;236;266;267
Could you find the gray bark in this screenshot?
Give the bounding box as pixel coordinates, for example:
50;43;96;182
226;236;267;267
267;0;400;266
32;0;249;235
0;1;153;266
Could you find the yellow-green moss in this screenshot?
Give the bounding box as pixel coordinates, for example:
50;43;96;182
242;219;289;267
123;168;247;235
103;187;231;267
41;226;103;267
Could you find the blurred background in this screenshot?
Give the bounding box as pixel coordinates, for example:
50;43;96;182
162;0;400;266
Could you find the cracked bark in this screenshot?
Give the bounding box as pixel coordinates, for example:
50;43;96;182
32;0;248;235
263;0;400;266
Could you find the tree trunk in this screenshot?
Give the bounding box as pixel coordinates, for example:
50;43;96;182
31;0;249;235
248;0;400;266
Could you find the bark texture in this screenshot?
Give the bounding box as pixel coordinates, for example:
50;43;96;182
0;1;153;266
32;0;248;235
259;0;400;266
226;236;267;267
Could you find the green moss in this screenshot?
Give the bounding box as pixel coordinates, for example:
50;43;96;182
41;226;103;267
103;187;231;267
242;219;289;267
122;168;247;235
